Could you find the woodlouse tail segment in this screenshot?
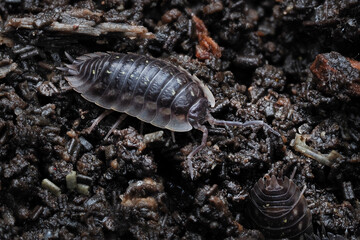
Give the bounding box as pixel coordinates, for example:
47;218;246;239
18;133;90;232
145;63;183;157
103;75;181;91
266;174;283;191
57;52;79;76
57;52;85;76
65;51;75;63
57;64;79;75
64;64;80;76
56;66;70;72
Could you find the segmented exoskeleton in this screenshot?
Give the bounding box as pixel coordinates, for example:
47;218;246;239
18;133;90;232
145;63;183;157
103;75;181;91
59;52;281;179
248;175;313;239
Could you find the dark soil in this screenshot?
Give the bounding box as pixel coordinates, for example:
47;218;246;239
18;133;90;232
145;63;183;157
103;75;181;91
0;0;359;239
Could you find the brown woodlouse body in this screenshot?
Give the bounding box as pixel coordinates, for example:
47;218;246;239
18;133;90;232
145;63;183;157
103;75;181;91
248;175;313;239
59;52;281;178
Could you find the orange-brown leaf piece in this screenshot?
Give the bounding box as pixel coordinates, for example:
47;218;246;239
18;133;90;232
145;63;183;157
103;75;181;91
192;15;221;60
310;51;360;99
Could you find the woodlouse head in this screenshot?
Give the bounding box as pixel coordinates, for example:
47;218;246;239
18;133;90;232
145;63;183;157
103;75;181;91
188;98;209;127
248;175;313;239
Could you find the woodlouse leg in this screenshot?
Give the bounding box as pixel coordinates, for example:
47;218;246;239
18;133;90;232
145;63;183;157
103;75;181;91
187;125;208;179
84;110;112;134
139;121;144;135
171;131;176;143
104;114;127;140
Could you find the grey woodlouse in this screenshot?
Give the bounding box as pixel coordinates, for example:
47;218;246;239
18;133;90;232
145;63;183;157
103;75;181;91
248;175;313;239
59;52;281;178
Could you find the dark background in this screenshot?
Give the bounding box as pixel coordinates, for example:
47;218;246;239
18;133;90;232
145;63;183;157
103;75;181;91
0;0;359;239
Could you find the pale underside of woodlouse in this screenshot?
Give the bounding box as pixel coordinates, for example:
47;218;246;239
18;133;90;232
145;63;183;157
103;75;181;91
59;52;281;179
249;175;313;239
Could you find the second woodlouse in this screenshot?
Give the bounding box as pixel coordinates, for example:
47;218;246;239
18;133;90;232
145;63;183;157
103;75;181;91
248;175;313;239
59;52;281;178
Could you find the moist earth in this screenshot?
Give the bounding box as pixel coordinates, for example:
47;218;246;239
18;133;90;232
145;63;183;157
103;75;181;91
0;0;359;239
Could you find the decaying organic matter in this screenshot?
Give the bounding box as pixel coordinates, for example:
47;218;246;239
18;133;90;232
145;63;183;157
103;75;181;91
0;0;360;239
310;51;360;100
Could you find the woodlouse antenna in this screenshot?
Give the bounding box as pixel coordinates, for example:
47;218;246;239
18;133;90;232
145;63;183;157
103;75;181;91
206;114;281;138
186;113;282;179
290;166;297;180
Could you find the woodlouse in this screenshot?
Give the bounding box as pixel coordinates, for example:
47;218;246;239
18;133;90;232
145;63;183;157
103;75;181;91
248;175;313;239
59;52;281;178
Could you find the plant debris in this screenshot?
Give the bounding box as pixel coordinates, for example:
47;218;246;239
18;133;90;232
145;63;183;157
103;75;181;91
192;14;222;60
0;59;17;79
310;51;360;100
0;0;359;239
4;9;155;39
41;178;61;197
291;134;343;167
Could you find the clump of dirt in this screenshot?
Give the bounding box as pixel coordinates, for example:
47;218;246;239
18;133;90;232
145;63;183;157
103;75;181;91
0;0;359;239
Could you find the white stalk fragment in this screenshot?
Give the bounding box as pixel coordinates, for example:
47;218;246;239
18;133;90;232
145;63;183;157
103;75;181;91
291;134;342;166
